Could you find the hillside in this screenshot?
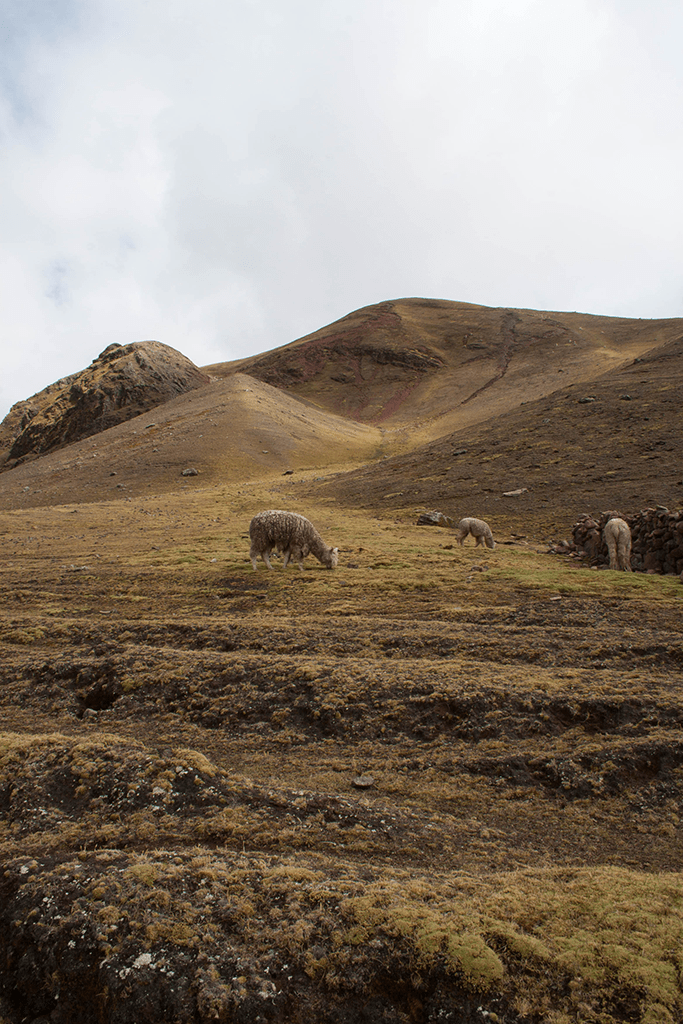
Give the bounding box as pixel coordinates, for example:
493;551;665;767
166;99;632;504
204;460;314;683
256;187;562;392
1;299;683;1023
1;298;681;517
0;373;384;512
314;332;683;535
210;297;683;445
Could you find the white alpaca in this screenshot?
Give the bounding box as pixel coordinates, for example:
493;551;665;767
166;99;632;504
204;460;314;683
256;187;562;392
249;510;339;571
603;517;632;571
455;517;495;549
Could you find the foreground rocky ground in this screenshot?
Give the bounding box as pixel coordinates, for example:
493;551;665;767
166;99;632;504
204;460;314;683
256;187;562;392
1;483;682;1023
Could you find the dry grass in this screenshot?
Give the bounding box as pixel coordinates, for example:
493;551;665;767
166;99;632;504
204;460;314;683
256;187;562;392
0;480;682;1023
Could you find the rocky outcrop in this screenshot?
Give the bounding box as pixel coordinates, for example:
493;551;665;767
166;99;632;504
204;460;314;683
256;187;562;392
0;341;210;466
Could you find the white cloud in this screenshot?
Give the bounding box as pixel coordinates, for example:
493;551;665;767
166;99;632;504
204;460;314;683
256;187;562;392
0;0;682;415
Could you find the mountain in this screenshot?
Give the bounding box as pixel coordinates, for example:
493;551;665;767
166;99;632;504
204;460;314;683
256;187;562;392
0;297;681;520
210;297;683;446
0;340;210;468
316;331;683;533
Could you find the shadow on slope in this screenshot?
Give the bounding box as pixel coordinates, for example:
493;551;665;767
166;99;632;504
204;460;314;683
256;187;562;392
313;334;683;535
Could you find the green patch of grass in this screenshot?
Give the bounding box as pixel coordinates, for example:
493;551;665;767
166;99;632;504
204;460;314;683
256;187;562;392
486;549;683;603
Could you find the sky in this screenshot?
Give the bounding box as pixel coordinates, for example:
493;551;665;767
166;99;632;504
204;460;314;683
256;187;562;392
1;0;682;418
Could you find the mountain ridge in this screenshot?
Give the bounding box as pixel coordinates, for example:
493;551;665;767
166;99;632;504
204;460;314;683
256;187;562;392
209;297;683;443
0;296;681;519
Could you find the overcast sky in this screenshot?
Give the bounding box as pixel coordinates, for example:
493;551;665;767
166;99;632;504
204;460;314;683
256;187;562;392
1;0;682;417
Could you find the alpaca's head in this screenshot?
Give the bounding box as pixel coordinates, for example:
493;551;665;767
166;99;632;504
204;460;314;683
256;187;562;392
326;546;339;569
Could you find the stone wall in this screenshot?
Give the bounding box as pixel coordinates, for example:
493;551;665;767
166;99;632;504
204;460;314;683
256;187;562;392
571;508;683;574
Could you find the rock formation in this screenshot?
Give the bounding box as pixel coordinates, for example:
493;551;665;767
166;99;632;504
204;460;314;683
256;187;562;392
0;341;210;466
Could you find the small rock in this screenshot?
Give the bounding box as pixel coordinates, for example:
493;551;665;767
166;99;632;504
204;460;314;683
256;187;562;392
417;511;455;528
503;488;528;497
578;396;596;403
181;468;198;477
283;469;294;475
620;394;632;401
352;775;375;789
110;471;117;476
452;449;468;456
82;708;98;720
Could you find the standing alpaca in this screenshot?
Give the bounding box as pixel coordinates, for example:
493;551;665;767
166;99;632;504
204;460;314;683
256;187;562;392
249;510;339;571
455;517;495;549
603;517;632;571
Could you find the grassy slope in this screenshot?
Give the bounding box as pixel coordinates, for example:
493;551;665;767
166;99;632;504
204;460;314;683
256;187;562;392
316;334;683;536
1;299;683;1022
1;482;682;1023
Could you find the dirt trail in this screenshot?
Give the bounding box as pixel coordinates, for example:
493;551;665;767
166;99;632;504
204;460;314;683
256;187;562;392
461;309;521;405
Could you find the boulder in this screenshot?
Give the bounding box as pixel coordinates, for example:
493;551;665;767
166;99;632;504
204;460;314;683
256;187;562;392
416;511;455;528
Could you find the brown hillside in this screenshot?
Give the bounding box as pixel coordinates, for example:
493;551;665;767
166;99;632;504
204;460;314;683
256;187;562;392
2;301;683;1023
0;341;210;467
2;297;682;518
313;334;683;536
209;298;683;445
0;373;383;511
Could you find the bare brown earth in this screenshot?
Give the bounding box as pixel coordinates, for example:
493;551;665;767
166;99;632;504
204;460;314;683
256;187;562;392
1;299;683;1024
315;332;683;536
213;297;683;446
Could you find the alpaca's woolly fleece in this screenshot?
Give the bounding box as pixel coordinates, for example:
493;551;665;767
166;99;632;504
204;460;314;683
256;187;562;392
455;517;495;549
603;516;632;571
249;510;339;571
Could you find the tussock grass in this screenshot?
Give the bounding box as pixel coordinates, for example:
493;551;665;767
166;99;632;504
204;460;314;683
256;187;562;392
1;485;683;1021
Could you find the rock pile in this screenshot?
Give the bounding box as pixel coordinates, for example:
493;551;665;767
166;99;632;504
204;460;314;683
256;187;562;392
571;508;683;574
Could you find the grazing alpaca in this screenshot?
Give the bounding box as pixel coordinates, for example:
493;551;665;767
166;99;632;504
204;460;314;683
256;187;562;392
249;510;339;571
603;517;632;571
455;517;495;549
